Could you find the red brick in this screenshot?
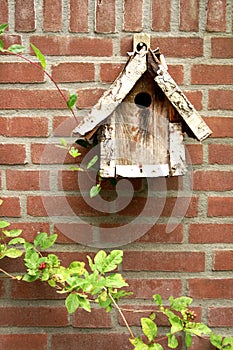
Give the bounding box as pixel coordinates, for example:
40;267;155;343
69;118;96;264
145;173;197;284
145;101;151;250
73;308;112;328
0;89;67;109
95;0;116;33
192;65;233;85
27;195;112;217
76;88;106;108
11;279;64;300
123;251;205;272
137;224;183;243
189;223;233;243
30;35;113;56
54;223;94;244
205;116;233;138
52;333;132;350
126;279;182;299
193;171;233;191
0;306;69;326
0;334;48;350
151;0;171;31
0;281;6;298
52;116;78;136
184;91;202;110
117;196;198;218
209;144;233;164
31;143;80;164
52;62;95;82
214;250;233;271
189;336;216;350
180;0;199;31
69;0;89;32
58;170;81;191
121;37;203;57
8;222;50;242
211;37;233;58
208;307;233;327
0;144;26;164
209;90;233;110
0;0;8;24
15;0;35;32
123;0;143;31
188;279;233;299
43;0;62;32
186;144;203;164
0;34;22;53
0;197;21;217
0;117;48;137
206;0;226;32
208;197;233;217
0;62;44;83
150;37;203;58
168;65;184;85
6;170;50;191
100;63;125;83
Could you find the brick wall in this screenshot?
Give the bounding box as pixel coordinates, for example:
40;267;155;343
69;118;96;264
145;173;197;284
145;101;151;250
0;0;232;349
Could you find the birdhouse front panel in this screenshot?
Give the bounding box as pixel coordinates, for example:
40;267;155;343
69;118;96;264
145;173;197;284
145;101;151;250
98;71;186;178
73;34;212;179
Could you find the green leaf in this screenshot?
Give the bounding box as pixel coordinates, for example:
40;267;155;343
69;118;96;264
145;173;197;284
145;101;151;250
77;295;91;312
65;293;80;314
0;221;10;229
22;272;40;282
222;337;233;349
60;138;67;148
153;294;162;307
130;337;149;350
90;184;101;198
94;250;107;272
87;155;98;169
167;334;178;349
141;318;157;343
8;237;25;245
103;250;123;273
148;344;163;350
7;44;25;53
68;146;81;158
185;333;193;348
87;255;95;272
169;296;193;311
186;322;211;337
0;40;4;52
168;315;183;334
210;333;223;349
105;274;128;288
30;43;46;70
4;248;23;258
0;23;8;35
2;229;22;237
34;232;57;249
67;93;77;109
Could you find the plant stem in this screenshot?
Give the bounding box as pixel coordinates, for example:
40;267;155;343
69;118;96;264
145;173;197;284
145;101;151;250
108;291;135;339
7;50;78;123
0;267;19;279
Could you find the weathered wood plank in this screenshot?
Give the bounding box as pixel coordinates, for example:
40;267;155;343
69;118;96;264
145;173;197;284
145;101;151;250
133;33;150;52
155;66;212;141
99;123;116;178
169;123;186;176
73;50;147;137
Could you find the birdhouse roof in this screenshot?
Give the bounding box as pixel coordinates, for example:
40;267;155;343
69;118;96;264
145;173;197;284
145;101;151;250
73;39;212;142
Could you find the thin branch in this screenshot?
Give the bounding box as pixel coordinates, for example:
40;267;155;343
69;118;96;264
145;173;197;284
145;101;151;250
0;268;19;279
108;291;135;339
7;50;79;123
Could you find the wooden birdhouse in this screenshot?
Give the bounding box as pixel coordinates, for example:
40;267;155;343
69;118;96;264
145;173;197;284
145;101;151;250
73;34;212;178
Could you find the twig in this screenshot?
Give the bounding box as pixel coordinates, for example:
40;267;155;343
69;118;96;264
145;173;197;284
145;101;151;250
107;291;135;339
0;268;19;279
